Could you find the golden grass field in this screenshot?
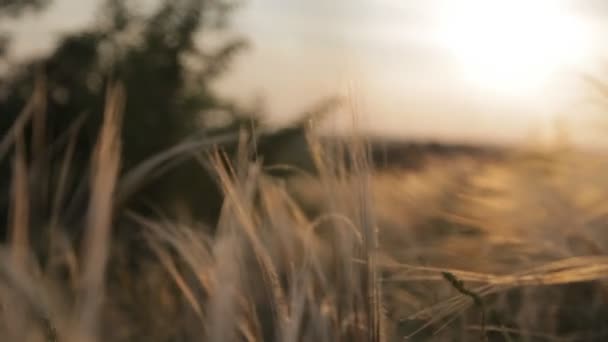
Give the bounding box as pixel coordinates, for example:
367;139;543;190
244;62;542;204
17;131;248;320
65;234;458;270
289;142;608;341
2;92;608;341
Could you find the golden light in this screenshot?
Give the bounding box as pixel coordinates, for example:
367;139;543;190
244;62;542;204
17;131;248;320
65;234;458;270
434;0;593;98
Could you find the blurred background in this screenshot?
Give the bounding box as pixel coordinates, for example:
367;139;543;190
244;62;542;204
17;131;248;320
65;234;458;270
4;2;608;341
4;0;608;146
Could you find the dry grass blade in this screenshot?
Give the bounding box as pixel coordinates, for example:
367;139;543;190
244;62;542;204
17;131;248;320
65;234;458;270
31;72;48;160
116;131;240;205
74;83;124;341
146;235;204;319
9;134;30;267
49;115;87;230
212;156;290;338
0;73;46;163
467;325;570;342
387;256;608;287
442;272;487;342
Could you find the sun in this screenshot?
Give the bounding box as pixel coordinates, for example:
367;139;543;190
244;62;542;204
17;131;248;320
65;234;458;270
434;0;592;98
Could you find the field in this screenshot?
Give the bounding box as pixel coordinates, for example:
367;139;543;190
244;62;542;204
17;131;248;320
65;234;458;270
290;141;608;340
2;107;608;342
2;1;606;341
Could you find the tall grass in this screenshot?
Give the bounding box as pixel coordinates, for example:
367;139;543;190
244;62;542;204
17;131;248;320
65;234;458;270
0;85;385;341
2;87;608;341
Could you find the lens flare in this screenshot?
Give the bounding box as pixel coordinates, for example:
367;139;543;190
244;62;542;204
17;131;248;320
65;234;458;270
434;0;593;98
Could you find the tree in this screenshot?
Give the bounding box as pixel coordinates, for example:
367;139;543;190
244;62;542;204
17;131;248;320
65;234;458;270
0;0;249;235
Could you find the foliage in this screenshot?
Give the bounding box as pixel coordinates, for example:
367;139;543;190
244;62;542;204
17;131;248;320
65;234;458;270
0;0;249;226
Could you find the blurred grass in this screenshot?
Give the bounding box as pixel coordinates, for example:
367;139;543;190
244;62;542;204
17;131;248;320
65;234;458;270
2;91;608;341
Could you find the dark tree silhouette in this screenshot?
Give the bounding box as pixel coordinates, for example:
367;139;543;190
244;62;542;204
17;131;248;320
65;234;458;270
0;0;249;235
0;0;340;243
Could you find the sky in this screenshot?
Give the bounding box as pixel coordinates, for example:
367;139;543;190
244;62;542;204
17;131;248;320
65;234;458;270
5;0;608;146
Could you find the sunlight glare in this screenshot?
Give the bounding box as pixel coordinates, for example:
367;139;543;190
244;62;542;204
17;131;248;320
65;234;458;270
434;0;592;97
